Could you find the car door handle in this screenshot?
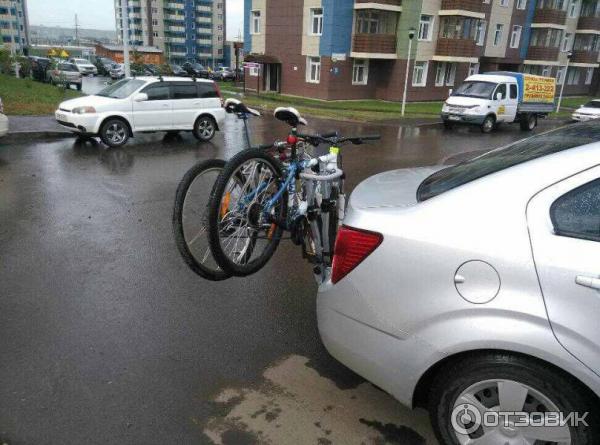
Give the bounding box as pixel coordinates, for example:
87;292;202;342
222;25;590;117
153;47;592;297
575;275;600;290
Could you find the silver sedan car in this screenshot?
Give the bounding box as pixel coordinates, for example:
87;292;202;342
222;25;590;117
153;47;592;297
318;122;600;444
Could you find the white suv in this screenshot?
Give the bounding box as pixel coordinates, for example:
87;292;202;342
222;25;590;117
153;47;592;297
55;77;225;147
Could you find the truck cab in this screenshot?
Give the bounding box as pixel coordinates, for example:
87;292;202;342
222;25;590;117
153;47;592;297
441;72;554;133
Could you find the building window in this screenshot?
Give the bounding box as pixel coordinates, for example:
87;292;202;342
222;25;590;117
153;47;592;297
542;65;552;76
251;10;260;34
516;0;527;9
310;8;323;35
510;25;522;48
500;0;509;6
493;24;504;46
306;56;321;83
585;67;594;85
562;32;572;51
418;15;433;41
356;10;383;34
566;67;580;85
468;62;480;76
475;21;487;46
556;66;565;84
352;59;369;85
440;16;482;40
568;0;579;17
435;62;456;86
412;61;428;87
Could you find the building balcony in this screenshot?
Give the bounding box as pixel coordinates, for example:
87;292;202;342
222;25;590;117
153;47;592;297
354;0;402;8
533;8;567;25
527;46;559;61
577;15;600;29
571;49;600;63
435;37;479;57
352;33;397;56
440;0;482;12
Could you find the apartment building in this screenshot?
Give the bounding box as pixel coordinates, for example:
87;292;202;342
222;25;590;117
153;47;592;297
115;0;225;66
243;0;600;101
0;0;30;53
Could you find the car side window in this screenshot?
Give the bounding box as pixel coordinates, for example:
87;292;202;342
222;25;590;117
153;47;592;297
142;84;170;101
495;84;507;100
509;84;517;99
197;83;218;99
172;84;198;100
550;178;600;242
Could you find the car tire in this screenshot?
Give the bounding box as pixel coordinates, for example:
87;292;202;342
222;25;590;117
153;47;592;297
76;83;82;91
443;121;454;130
428;352;599;445
481;115;495;133
193;116;216;142
100;118;130;147
520;114;537;131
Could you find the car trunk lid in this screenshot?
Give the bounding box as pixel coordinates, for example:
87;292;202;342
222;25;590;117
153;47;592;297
349;166;444;209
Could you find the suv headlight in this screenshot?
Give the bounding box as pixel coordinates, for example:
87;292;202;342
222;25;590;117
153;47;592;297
72;106;97;114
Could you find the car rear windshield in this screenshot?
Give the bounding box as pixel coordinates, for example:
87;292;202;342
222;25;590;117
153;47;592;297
584;101;600;108
96;79;145;99
59;63;78;72
417;122;600;202
451;81;497;99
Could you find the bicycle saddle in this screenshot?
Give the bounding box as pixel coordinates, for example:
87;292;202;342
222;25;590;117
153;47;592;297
224;98;261;116
274;107;307;127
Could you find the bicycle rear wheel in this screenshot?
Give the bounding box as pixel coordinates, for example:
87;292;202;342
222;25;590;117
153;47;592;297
173;159;234;281
207;149;287;277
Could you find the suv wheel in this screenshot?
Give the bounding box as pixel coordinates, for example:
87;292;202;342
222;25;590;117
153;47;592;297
100;118;130;147
193;116;216;142
429;353;599;445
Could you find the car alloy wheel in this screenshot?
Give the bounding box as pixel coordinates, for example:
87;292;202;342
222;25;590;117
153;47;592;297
194;117;216;142
452;379;571;444
106;123;127;145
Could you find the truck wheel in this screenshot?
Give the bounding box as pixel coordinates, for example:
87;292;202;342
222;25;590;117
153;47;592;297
481;116;495;133
520;114;537;131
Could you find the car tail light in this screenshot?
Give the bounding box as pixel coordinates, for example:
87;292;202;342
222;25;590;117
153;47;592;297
213;82;223;106
331;226;383;284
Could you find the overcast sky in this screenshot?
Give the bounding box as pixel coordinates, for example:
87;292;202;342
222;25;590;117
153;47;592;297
27;0;244;39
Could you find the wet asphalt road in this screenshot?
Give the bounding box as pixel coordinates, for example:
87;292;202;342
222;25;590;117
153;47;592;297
0;115;565;445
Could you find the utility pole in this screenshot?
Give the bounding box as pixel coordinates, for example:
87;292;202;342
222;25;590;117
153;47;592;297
74;14;79;46
556;51;572;113
120;0;131;77
401;28;416;117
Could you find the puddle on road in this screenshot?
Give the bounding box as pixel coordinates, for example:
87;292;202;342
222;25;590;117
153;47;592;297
203;355;438;445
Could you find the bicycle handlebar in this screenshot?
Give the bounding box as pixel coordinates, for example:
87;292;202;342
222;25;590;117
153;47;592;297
296;132;381;146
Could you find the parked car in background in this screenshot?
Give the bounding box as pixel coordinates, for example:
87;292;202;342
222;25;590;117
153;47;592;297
28;56;52;82
318;122;600;445
0;97;8;138
169;64;188;77
211;66;235;81
47;62;83;90
144;64;159;76
54;77;225;147
572;99;600;122
182;62;209;78
110;64;125;80
96;57;116;76
69;58;98;76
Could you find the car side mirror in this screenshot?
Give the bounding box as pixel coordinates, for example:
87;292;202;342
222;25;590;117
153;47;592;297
133;93;148;102
496;92;502;101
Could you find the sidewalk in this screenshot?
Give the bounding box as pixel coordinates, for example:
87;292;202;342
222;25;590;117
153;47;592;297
3;115;73;143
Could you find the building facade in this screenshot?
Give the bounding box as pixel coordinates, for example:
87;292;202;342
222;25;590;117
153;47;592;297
243;0;600;101
0;0;30;53
115;0;225;66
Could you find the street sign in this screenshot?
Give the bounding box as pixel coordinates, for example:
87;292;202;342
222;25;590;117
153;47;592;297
332;53;346;62
244;62;260;69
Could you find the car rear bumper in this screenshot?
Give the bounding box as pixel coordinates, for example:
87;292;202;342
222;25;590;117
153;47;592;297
317;283;438;407
0;114;8;137
55;110;101;134
441;112;486;125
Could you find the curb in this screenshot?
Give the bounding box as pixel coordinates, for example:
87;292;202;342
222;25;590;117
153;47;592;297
2;131;76;144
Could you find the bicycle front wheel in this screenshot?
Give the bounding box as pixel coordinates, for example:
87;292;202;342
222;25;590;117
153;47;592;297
173;159;232;281
208;149;287;277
